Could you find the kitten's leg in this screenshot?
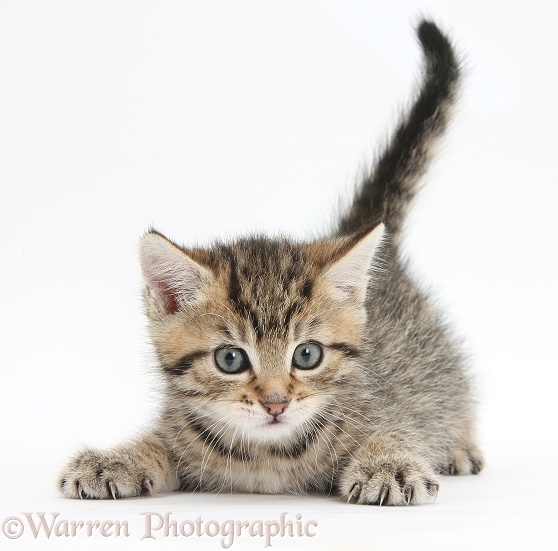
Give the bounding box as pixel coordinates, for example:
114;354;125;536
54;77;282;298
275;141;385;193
338;435;439;506
59;432;179;499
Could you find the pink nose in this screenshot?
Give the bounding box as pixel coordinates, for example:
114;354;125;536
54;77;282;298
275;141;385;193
261;401;290;416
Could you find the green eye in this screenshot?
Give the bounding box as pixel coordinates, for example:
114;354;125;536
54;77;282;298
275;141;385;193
292;343;323;370
214;347;249;374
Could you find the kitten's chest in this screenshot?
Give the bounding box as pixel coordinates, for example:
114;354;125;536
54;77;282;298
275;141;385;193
171;428;347;494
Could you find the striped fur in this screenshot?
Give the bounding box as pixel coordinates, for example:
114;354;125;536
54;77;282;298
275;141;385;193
59;21;482;506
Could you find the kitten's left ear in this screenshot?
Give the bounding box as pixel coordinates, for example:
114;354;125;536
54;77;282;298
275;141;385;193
324;223;385;302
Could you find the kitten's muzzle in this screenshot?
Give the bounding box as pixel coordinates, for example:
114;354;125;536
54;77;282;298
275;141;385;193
260;401;290;417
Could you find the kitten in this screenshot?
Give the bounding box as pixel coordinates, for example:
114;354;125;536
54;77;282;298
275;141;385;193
59;20;482;506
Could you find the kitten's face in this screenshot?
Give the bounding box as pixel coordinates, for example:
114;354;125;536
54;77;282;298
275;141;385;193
140;227;383;446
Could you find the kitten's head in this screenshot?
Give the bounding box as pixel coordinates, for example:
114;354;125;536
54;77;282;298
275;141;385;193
140;224;384;446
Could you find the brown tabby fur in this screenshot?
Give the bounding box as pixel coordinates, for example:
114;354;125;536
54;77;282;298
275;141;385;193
59;20;482;506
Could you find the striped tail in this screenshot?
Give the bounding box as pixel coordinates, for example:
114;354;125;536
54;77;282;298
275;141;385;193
336;21;461;243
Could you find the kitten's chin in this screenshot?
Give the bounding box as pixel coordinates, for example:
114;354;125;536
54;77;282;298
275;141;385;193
249;423;295;443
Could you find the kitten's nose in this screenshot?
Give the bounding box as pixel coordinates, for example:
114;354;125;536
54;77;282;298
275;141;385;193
261;401;290;416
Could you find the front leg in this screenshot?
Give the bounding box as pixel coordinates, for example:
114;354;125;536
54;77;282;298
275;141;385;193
59;432;179;499
338;435;439;506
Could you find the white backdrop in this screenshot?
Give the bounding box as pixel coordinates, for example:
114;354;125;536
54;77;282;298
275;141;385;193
1;1;557;550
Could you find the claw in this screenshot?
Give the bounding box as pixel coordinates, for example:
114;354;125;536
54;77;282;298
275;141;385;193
426;481;440;497
142;477;154;496
78;483;85;500
347;482;362;504
108;480;118;500
378;484;389;506
404;484;414;505
470;458;482;475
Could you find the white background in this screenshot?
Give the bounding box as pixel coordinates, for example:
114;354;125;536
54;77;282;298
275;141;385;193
1;1;557;550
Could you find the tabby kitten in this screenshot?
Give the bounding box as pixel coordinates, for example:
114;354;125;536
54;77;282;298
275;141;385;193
59;20;482;506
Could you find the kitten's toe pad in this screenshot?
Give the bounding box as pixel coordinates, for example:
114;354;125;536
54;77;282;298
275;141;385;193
59;449;153;499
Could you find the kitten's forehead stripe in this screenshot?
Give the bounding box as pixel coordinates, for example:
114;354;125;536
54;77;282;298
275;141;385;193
220;239;314;340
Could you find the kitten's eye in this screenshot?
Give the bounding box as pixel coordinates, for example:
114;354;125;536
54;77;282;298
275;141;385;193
214;347;249;374
292;343;322;370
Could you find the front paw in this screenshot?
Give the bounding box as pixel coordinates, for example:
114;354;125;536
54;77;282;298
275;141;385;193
59;449;154;499
340;453;439;506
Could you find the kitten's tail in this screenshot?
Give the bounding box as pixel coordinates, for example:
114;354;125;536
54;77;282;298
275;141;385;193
336;20;461;244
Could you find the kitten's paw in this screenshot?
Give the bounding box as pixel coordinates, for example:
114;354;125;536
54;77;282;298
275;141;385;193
59;449;155;499
439;445;484;475
340;454;439;506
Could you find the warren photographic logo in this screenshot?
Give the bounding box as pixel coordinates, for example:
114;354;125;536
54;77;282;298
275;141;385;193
1;511;318;548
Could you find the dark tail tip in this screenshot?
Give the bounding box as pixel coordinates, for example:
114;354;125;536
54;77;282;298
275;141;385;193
417;20;459;81
417;20;448;51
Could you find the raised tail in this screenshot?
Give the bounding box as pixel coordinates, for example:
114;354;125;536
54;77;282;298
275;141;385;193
336;21;461;243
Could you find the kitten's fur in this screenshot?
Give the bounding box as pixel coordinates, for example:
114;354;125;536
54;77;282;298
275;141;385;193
59;21;482;506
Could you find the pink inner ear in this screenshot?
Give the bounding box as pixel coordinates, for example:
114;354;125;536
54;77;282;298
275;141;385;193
141;233;214;315
154;281;180;314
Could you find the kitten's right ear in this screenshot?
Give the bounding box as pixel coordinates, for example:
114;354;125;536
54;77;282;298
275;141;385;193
322;223;385;303
140;232;213;316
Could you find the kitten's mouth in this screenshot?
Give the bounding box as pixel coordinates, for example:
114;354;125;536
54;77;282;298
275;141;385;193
263;415;288;428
